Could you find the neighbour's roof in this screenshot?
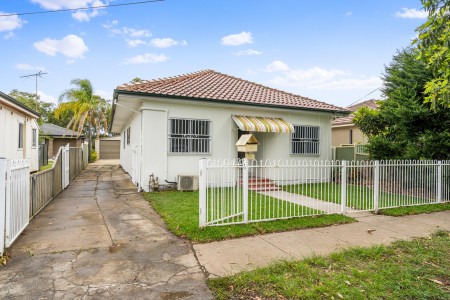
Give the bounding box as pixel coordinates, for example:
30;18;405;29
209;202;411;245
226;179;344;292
41;123;84;138
0;90;40;118
332;99;380;126
115;69;349;113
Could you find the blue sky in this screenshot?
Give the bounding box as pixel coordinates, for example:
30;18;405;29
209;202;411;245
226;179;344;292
1;0;428;108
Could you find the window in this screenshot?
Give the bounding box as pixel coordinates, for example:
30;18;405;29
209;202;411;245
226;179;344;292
123;131;126;149
349;129;353;144
126;127;131;145
32;128;37;147
291;125;320;155
169;118;211;154
18;122;24;149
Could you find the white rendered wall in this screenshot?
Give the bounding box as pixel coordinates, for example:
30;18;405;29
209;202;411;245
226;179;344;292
119;111;141;182
116;95;334;190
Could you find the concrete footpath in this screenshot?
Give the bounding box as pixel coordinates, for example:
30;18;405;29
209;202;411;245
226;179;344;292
0;161;212;299
194;211;450;277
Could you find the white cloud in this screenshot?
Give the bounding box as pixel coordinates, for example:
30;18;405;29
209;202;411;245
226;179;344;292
345;11;352;16
127;39;146;48
0;12;26;33
37;90;57;104
34;34;88;59
31;0;107;22
221;31;253;46
16;63;46;71
265;60;290;72
103;20;151;38
234;49;262;56
123;53;168;65
150;38;179;48
395;8;428;19
268;65;381;91
4;32;15;40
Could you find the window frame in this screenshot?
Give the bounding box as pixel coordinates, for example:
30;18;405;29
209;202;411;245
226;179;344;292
126;127;131;145
18;122;24;150
290;125;320;155
168;118;212;155
32;128;37;148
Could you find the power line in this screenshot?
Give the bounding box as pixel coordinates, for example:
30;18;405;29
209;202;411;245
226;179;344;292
348;86;382;107
20;71;48;110
0;0;165;17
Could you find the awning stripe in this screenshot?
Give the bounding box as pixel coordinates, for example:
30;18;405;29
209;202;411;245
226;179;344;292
232;115;294;133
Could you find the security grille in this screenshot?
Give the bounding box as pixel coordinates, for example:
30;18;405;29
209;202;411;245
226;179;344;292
169;118;211;154
291;125;320;155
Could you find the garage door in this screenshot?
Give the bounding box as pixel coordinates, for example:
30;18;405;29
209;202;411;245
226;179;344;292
99;140;120;159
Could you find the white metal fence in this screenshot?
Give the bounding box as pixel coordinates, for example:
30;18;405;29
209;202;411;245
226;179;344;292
199;159;450;227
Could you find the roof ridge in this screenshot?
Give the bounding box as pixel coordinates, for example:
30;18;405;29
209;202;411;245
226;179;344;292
118;70;213;88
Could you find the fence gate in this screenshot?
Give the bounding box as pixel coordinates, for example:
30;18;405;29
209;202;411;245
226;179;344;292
0;159;6;255
63;143;70;189
3;159;30;248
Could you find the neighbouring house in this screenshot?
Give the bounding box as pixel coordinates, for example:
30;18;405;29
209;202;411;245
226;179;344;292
110;70;349;191
0;91;40;172
41;123;85;159
331;99;379;146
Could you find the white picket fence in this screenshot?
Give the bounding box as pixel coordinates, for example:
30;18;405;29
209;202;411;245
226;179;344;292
0;159;30;255
199;159;450;227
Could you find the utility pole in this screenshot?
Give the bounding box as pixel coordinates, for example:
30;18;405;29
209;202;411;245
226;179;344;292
20;71;48;111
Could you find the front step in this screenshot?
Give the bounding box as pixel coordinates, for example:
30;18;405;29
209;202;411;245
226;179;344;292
240;177;279;192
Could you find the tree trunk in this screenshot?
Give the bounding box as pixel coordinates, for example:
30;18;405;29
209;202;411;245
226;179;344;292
88;111;92;162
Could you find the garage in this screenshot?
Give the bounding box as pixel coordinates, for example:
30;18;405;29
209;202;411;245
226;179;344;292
98;136;120;159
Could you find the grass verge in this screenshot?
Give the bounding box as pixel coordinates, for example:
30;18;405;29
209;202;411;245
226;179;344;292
379;202;450;217
143;190;354;243
208;231;450;300
39;161;54;171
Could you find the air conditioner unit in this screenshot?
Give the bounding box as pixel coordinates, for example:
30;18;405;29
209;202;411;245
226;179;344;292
177;175;199;191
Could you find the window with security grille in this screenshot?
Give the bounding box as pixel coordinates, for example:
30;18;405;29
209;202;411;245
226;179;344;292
169;118;211;154
32;128;37;147
291;125;320;155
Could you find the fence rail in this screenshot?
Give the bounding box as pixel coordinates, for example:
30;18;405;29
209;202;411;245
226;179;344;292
199;159;450;227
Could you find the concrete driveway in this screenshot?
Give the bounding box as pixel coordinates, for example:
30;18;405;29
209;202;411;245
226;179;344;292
0;162;212;299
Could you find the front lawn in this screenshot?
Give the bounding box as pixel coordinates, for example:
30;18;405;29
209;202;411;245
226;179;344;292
379;202;450;216
39;161;54;171
208;231;450;299
143;190;354;243
282;182;432;210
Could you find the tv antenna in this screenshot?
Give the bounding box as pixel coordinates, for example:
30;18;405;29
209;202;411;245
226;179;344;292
20;71;48;110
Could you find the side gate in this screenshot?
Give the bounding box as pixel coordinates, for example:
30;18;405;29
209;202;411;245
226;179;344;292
0;159;30;253
62;143;70;189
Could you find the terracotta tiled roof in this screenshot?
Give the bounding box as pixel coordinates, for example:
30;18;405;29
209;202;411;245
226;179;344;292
115;70;348;113
332;99;380;126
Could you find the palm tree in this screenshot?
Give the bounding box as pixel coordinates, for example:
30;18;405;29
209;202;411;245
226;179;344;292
56;79;109;162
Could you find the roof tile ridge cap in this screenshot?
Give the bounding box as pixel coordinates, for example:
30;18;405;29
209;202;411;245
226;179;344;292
116;70;212;89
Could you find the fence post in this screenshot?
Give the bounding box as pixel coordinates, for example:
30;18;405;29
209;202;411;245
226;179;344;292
31;175;36;217
243;158;249;223
341;160;347;214
437;161;442;203
0;158;6;256
199;159;207;227
373;161;380;212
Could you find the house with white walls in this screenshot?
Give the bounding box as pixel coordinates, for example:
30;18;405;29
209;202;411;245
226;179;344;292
110;70;349;191
0;91;40;172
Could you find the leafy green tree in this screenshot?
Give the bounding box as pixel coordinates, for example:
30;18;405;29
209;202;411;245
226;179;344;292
9;89;55;124
415;0;450;108
354;48;450;160
56;79;109;162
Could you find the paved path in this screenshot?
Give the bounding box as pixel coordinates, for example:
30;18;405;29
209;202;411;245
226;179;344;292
260;190;349;213
0;163;212;299
194;210;450;277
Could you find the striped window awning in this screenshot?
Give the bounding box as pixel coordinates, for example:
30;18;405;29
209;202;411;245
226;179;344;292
232;115;294;133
